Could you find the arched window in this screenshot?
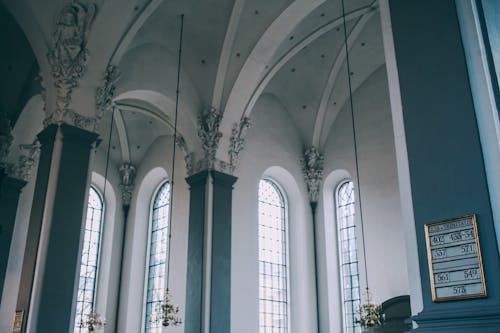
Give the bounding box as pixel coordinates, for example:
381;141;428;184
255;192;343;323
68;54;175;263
258;179;289;333
336;180;361;333
144;181;170;333
74;186;104;332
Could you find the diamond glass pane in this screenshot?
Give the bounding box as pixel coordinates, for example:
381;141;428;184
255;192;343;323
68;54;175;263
258;179;288;333
74;187;103;333
336;181;361;333
145;182;170;333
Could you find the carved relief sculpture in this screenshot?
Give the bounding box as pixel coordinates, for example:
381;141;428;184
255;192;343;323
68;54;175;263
119;163;136;206
301;147;324;203
228;117;251;172
3;141;41;182
45;1;96;127
95;65;121;122
17;142;42;181
174;134;194;175
197;106;223;169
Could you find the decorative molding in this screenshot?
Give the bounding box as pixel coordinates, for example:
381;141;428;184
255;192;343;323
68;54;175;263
228;117;251;172
69;110;99;132
119;163;136;206
44;1;97;128
197;106;223;169
3;141;41;182
96;65;121;121
301;146;324;203
38;73;48;113
173;134;195;176
17;142;41;181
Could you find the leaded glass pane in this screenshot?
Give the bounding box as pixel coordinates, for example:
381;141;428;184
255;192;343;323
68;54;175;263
145;182;170;333
336;181;361;333
74;187;103;333
258;179;288;333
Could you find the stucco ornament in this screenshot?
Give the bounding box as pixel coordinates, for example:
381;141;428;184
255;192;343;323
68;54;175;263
119;163;136;206
3;141;41;181
0;111;13;165
17;142;42;181
197;106;223;169
228;117;251;172
45;1;96;127
174;134;194;175
96;65;121;121
301;146;324;203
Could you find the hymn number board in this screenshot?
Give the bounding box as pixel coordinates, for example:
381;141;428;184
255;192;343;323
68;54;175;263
424;214;487;302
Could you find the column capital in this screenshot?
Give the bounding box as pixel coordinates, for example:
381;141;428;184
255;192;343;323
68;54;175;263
36;124;59;146
210;170;237;188
60;123;99;147
186;170;209;187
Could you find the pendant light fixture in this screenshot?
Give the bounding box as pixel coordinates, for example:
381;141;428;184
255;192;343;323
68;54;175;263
340;0;370;292
160;13;184;328
80;104;116;331
166;12;184;298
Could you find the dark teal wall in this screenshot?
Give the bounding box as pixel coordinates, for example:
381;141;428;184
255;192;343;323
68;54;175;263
389;0;500;330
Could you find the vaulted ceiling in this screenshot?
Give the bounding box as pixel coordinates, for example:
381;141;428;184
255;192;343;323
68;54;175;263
2;0;384;167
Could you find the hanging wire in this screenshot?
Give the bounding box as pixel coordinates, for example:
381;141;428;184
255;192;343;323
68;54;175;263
166;13;184;291
340;0;370;292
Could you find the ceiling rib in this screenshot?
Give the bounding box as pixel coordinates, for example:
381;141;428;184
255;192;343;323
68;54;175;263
113;107;131;163
312;7;377;148
244;4;375;121
109;0;164;65
212;0;246;110
115;101;172;128
220;0;326;138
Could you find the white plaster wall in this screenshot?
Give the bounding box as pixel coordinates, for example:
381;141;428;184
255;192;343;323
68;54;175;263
117;135;189;333
317;66;410;332
231;93;318;333
88;150;123;333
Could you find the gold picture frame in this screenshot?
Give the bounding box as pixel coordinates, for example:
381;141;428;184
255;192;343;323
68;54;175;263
424;214;487;302
11;310;24;333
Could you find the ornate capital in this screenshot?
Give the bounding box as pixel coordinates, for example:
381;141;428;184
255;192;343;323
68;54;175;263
197;106;223;169
44;1;97;128
173;134;195;176
119;163;136;206
228;117;251;172
3;141;41;182
301;147;324;203
96;65;120;121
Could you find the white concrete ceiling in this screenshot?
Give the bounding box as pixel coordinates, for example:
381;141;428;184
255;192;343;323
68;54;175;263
5;0;384;166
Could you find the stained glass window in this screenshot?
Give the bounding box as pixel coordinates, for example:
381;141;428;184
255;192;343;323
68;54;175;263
74;186;104;333
258;179;289;333
336;180;361;333
144;181;170;333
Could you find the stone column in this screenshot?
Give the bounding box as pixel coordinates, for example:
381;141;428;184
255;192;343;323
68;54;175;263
0;175;27;301
14;124;98;332
386;0;500;331
185;170;208;333
209;170;237;333
184;170;237;333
